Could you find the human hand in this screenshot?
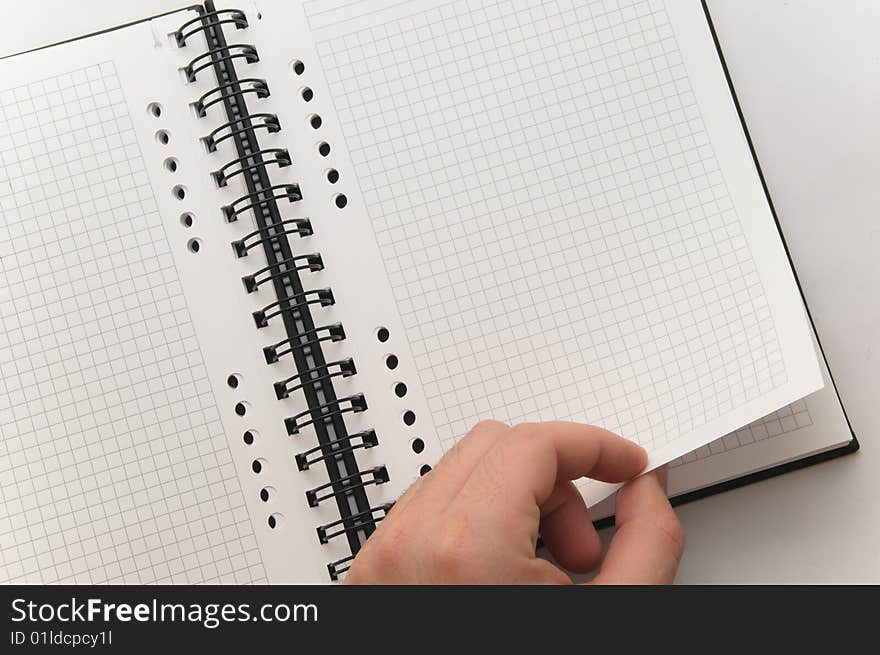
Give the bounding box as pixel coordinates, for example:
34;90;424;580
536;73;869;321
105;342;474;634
346;420;684;584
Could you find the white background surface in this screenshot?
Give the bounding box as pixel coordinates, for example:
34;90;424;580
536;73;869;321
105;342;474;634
3;0;878;582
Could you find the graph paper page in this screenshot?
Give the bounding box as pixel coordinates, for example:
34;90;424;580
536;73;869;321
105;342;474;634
0;21;279;583
588;327;853;520
252;0;823;504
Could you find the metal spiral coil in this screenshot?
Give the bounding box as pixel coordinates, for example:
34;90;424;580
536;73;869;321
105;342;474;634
176;2;385;581
317;503;393;545
223;184;302;223
192;78;270;118
305;466;389;509
284;394;368;436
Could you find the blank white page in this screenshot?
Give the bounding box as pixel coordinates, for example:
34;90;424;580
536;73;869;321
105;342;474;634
248;0;823;504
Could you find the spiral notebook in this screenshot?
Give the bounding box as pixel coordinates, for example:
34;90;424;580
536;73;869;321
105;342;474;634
0;0;855;584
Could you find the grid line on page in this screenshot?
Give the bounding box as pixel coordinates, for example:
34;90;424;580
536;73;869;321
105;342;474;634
0;62;266;584
674;398;814;466
317;0;787;450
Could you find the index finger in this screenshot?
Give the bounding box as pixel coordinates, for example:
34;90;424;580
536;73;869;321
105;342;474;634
458;421;648;509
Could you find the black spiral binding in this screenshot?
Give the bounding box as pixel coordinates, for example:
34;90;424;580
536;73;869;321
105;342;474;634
242;254;323;293
177;1;387;581
193;78;270;118
224;184;302;223
202;113;281;152
262;324;346;364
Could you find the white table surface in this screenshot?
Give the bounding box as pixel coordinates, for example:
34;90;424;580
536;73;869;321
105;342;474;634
3;0;878;582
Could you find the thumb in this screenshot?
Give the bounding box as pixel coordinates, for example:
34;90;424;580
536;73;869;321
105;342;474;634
590;468;685;585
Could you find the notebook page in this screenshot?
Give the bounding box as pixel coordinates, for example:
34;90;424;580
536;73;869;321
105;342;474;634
0;14;350;583
0;77;248;583
590;329;853;521
247;0;822;505
666;348;850;497
0;27;268;583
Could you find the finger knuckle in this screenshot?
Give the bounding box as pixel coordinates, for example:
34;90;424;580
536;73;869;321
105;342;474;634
506;424;543;459
470;419;507;437
368;522;411;571
510;421;537;437
653;513;686;560
474;444;511;502
442;439;470;469
430;518;472;580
